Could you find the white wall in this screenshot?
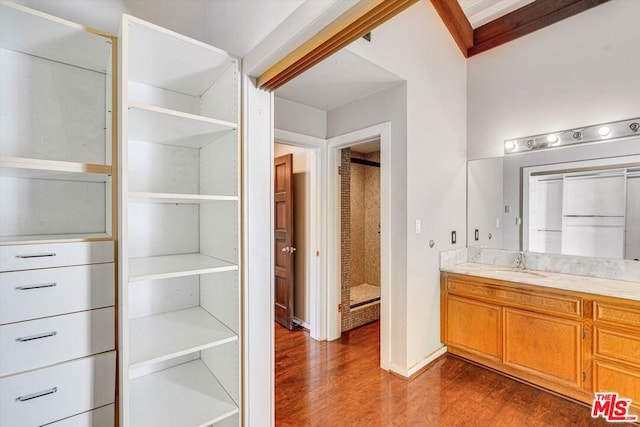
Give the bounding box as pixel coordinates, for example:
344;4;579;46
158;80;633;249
468;0;640;160
467;157;503;249
336;0;467;373
328;84;408;368
273;143;310;325
274;97;327;139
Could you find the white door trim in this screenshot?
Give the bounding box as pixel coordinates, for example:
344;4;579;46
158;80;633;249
326;122;392;371
274;129;327;341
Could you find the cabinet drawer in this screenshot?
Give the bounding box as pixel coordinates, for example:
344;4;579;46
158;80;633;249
594;326;640;366
0;307;114;376
0;241;113;272
447;279;581;318
0;352;115;427
594;302;640;330
0;263;114;324
46;404;115;427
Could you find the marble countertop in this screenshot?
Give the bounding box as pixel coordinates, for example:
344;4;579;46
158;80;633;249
441;262;640;302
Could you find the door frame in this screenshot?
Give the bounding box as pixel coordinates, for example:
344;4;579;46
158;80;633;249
327;122;392;371
274;129;326;340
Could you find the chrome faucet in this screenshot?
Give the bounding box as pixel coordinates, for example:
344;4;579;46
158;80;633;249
514;251;525;269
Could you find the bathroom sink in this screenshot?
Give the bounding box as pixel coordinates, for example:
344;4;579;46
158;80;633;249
490;268;547;278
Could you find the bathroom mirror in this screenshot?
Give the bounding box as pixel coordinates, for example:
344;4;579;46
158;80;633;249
467;136;640;260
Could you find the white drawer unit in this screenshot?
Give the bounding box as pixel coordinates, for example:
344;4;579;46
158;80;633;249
46;404;115;427
0;241;114;272
0;307;115;376
0;352;116;427
0;263;115;324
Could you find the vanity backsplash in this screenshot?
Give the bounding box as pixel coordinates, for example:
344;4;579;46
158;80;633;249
441;247;640;283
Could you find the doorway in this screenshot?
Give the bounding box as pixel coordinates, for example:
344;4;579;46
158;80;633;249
272;135;324;338
339;141;382;332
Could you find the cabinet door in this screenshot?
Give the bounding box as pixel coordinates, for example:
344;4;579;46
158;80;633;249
593;360;640;411
504;308;582;389
446;296;501;361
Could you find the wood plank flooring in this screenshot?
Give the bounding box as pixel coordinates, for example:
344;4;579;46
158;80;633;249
275;321;634;426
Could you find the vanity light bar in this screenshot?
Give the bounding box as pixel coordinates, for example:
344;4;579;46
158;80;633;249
504;117;640;155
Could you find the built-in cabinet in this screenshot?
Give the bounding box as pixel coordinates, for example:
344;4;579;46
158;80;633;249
442;272;640;411
118;15;241;427
0;1;117;425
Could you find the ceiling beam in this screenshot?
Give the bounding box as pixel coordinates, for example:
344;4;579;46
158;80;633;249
256;0;418;91
429;0;473;57
468;0;611;57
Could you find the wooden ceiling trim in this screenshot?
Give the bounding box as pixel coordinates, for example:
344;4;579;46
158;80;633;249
468;0;611;57
257;0;418;91
429;0;473;58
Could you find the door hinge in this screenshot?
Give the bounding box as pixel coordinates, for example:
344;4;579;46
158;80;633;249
582;371;587;382
316;250;320;257
583;328;587;339
338;303;341;312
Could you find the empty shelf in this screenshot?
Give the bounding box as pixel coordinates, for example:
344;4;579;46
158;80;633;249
130;359;238;427
128;102;236;147
128;253;237;282
0;233;112;245
126;15;234;96
0;2;112;72
0;157;112;182
129;192;237;204
129;307;237;369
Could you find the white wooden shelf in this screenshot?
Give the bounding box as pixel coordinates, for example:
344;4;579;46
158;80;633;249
127;102;236;147
0;2;112;73
129;192;237;204
126;15;235;97
0;233;112;245
129;307;237;369
130;359;238;427
128;254;237;282
0;157;112;182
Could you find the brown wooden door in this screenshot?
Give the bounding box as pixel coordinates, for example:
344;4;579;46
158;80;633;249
274;154;295;330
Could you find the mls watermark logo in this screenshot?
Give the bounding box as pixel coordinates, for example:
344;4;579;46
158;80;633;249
591;392;638;423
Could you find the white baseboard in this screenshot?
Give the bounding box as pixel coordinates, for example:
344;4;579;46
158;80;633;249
390;345;448;378
293;317;311;330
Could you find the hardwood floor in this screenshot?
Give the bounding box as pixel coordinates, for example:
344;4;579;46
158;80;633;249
275;321;634;426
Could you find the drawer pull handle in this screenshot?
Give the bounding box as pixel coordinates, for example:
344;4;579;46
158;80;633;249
15;253;57;259
16;387;58;402
16;331;57;342
15;282;57;291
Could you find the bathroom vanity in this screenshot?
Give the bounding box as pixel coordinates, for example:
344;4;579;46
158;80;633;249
440;263;640;411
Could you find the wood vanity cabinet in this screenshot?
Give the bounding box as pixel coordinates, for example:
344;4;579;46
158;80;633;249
441;272;640;409
592;300;640;410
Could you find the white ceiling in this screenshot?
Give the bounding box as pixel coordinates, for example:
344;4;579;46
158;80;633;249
458;0;535;28
10;0;310;57
275;48;403;112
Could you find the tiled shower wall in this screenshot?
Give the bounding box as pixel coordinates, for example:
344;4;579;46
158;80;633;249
341;149;381;332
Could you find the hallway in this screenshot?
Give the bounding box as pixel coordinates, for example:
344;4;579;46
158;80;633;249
275;322;624;426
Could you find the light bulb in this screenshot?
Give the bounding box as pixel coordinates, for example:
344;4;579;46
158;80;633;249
598;126;611;137
504;140;516;151
546;134;558;143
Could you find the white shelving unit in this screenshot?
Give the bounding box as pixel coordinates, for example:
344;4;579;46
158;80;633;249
0;1;116;244
0;2;117;425
119;15;241;427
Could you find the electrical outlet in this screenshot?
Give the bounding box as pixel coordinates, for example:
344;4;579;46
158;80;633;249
474;229;479;241
451;231;457;244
